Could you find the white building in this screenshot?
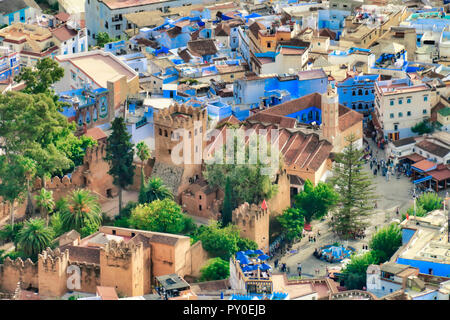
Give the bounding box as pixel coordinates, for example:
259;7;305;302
374;78;433;141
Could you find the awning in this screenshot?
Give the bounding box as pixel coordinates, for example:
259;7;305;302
428;168;450;182
413;175;432;184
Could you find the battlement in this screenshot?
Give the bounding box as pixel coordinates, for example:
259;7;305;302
232;202;269;223
153;103;207;129
38;247;70;270
2;256;36;269
102;240;143;259
84;142;107;163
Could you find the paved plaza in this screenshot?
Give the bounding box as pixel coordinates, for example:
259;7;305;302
271;139;419;279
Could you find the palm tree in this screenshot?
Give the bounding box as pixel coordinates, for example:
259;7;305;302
139;177;173;204
60;189;102;233
35;188;55;227
17;218;54;260
136;141;151;198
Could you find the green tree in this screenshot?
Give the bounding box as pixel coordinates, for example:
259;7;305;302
204;138;279;208
416;192;442;213
193;222;257;260
104;117;135;212
411;119;434;135
60;189;102;234
294;179;339;223
0;223;24;246
35;188;55;227
50;212;66;238
128;199;192;234
369;223;402;263
341;251;377;290
329;134;376;239
15;57;64;95
96;32;117;48
277;207;305;241
136;141;151;197
221;176;233;226
0;155;30;227
139;177;173;204
200;258;230;281
402;205;427;221
17;218;54;261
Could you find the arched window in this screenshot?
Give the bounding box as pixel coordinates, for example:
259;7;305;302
164;130;168;137
358;89;363;96
159;128;162;135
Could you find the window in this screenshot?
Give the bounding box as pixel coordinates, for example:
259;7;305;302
398;112;403;117
199;195;202;200
390;113;394;119
390;100;394;106
168;149;171;155
105;22;109;29
87;29;91;36
407;98;411;104
115;24;121;30
199;205;202;211
112;230;116;235
71;71;76;80
352;91;355;96
267;42;271;48
407;111;411;116
159;128;162;135
365;90;368;95
164;130;168;137
424;95;428;102
398;99;403;105
358;89;362;96
394;124;398;131
423;109;427;114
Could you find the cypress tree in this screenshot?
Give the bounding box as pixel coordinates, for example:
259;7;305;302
221;176;233;226
329;134;376;239
104;117;135;212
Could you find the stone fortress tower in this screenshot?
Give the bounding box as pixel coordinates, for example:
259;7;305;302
321;84;339;148
232;201;270;253
152;103;208;199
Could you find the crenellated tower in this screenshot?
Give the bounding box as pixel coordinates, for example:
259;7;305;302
38;248;70;298
100;240;149;297
232;201;270;253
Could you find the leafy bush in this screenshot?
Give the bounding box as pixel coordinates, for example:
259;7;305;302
341;251;378;290
0;223;24;245
416;192;442;213
369;223;402;263
200;258;230;282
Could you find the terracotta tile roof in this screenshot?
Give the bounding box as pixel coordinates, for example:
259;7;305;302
188;39;217;56
217;115;240;127
178;48;191;63
398;153;425;162
85;127;107;141
412;159;437;172
392;136;416;147
416;140;450;158
55;12;71;22
51;25;78;42
249;22;263;39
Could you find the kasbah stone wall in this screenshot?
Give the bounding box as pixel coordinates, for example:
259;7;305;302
0;142;117;222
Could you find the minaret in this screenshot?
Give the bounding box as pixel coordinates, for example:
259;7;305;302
321;84;339;144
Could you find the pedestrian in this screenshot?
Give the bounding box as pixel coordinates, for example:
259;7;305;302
374;201;378;209
396;207;399;215
317;229;320;236
274;259;279;269
313;237;316;242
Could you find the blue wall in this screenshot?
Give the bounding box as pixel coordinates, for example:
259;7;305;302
396;258;450;277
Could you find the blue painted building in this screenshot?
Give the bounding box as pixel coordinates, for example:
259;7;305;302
394;218;450;278
0;0;41;26
336;74;380;124
233;70;327;117
0;50;20;82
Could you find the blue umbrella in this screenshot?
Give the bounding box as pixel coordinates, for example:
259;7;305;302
244;250;255;255
242;265;252;272
239;256;250;265
259;263;271;271
258;254;269;261
253;249;264;255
